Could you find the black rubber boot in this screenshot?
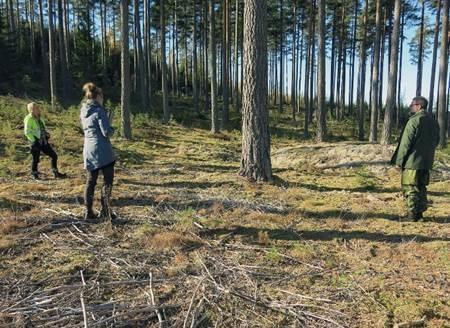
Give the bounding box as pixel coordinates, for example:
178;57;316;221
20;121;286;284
98;185;116;220
53;169;67;179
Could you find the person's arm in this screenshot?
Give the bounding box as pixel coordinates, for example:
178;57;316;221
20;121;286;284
394;120;417;167
97;109;114;138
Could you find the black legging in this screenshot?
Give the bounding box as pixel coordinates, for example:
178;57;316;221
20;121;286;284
84;162;115;209
31;142;58;172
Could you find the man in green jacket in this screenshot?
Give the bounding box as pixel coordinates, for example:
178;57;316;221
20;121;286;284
391;96;439;221
24;102;66;180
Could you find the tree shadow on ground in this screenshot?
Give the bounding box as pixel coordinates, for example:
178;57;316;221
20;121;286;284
120;179;238;189
200;225;450;244
301;209;449;224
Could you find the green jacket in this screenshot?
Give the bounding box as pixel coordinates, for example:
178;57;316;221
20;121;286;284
24;113;46;143
391;110;439;170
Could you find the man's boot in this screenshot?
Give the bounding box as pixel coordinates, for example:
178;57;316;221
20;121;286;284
407;211;423;222
99;185;116;220
53;169;67;179
84;207;96;221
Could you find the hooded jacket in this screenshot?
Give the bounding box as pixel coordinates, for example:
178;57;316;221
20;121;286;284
80;100;115;171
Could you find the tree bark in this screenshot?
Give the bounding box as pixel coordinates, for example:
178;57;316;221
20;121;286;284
381;0;401;145
369;0;381;142
209;0;219;133
161;0;170;123
429;0;441;114
121;0;132;139
193;0;199;113
239;0;272;182
358;0;368;141
437;0;449;147
416;0;425;96
48;0;57;110
316;0;326;141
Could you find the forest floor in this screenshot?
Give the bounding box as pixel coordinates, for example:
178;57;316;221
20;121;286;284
0;95;449;327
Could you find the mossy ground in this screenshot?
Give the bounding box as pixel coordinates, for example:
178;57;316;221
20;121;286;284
0;96;449;327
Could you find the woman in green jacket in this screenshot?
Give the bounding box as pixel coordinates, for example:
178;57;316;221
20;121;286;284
23;103;66;180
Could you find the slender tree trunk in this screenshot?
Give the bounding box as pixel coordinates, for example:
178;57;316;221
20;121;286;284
234;0;240;112
144;0;152;108
358;0;368;141
48;0;57;110
278;0;283;113
429;0;441;114
161;0;170;123
291;1;297;121
330;12;336;110
303;1;313;138
204;0;209;112
381;0;401;145
134;0;148;111
397;8;405;127
121;0;132;139
349;0;358;115
308;1;316;123
369;0;381;142
437;0;449;147
193;0;199;113
317;0;326;141
239;0;272;182
38;0;48;96
209;0;219;133
416;0;425;96
184;2;189;95
58;0;68;98
29;0;36;65
222;0;230;128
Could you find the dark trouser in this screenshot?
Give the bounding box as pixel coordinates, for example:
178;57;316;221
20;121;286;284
84;162;115;211
401;169;429;216
31;142;58;173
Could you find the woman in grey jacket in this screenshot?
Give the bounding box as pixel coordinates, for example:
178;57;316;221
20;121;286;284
80;82;116;220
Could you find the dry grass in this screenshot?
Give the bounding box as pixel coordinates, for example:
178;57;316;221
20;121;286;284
0;96;449;327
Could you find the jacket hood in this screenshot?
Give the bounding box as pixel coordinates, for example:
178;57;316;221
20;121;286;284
81;100;100;118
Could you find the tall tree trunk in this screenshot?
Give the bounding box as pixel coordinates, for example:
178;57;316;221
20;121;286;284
184;2;189;95
349;0;358;115
222;0;230;128
134;0;148;111
308;1;316;123
144;0;152;108
121;0;132;139
316;0;326;141
278;0;283;113
429;0;441;114
291;0;297;121
397;7;405;127
209;0;219;133
38;0;48;95
193;0;199;113
416;0;425;96
203;0;209;113
381;0;401;145
369;0;381;142
239;0;272;182
330;11;336;110
48;0;57;110
303;1;313;138
58;0;68;98
29;0;36;65
234;0;240;112
161;0;170;123
437;0;449;147
358;0;368;141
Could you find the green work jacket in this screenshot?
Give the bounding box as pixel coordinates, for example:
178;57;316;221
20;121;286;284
391;110;439;170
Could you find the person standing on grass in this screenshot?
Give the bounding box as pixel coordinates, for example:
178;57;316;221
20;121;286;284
391;96;439;221
80;82;116;221
24;102;66;180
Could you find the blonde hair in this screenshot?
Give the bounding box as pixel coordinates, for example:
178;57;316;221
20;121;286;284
27;102;37;113
82;82;103;100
